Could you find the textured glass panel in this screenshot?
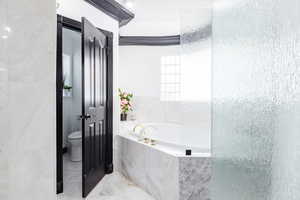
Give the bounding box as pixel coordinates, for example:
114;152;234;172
179;0;212;151
212;0;300;199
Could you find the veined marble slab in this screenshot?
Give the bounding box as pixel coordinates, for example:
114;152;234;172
0;0;57;199
115;135;211;200
58;155;155;200
179;157;211;200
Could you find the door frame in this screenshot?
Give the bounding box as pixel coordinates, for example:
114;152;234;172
56;14;114;194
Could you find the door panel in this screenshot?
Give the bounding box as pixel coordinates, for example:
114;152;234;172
81;17;109;198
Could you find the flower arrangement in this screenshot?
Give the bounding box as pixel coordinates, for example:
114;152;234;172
62;76;72;97
119;89;133;115
63;76;72;91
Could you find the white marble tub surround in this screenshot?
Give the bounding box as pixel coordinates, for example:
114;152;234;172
115;135;179;200
115;123;212;200
179;157;211;200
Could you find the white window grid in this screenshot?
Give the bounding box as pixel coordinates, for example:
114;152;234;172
160;56;181;101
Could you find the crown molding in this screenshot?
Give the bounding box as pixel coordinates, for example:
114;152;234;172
84;0;135;26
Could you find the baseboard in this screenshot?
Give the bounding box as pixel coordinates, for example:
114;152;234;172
57;180;63;194
106;163;114;174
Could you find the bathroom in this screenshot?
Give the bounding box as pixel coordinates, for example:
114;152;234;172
55;0;212;199
61;23;83;198
55;0;211;198
62;28;81;157
114;1;212;199
1;0;300;200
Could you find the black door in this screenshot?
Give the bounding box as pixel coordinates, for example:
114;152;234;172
81;17;111;198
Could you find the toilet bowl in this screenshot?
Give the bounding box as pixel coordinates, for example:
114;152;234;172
68;131;82;162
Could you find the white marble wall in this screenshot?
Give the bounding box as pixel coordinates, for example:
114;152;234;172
115;135;211;200
0;0;56;199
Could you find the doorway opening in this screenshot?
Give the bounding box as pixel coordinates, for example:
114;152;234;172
56;15;114;198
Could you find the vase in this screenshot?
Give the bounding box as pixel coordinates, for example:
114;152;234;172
63;89;72;97
120;113;127;121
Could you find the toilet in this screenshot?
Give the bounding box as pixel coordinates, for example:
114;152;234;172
68;131;82;162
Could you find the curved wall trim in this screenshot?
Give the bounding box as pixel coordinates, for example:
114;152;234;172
119;25;212;46
119;35;180;46
181;24;212;44
84;0;135;26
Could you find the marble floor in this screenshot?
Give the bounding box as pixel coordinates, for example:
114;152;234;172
58;154;155;200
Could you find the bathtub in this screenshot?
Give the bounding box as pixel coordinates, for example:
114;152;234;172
128;122;211;156
114;122;211;200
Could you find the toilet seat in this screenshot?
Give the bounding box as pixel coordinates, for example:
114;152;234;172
68;131;82;140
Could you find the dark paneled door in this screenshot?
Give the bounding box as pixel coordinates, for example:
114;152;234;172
81;17;108;198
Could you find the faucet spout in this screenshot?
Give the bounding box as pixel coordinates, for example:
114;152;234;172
133;124;144;133
133;124;157;142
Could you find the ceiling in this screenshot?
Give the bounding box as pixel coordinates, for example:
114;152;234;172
118;0;212;36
